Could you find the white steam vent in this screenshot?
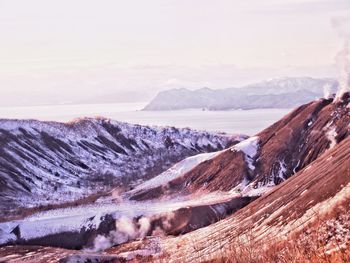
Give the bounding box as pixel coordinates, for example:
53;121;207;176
323;83;334;99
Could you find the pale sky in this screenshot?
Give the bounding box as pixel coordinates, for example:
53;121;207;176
0;0;349;106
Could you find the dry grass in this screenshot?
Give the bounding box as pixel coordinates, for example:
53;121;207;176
153;197;350;263
204;199;350;263
207;234;350;263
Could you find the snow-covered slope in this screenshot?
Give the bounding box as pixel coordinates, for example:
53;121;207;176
126;150;224;199
0;117;239;213
143;77;338;110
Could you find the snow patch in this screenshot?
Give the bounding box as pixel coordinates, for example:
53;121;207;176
231;136;259;170
277;161;287;180
293;160;301;174
127;150;224;194
230;178;274;198
242;185;274;197
327;127;338;149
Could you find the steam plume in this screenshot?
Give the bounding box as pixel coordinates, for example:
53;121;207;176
332;16;350;101
323;84;333;99
89;216;152;252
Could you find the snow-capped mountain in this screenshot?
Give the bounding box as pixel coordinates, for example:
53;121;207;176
0;118;240;214
143;77;338;110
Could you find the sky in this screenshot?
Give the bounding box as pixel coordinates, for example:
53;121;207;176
0;0;349;106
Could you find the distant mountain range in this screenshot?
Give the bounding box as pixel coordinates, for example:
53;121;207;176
143;77;339;110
